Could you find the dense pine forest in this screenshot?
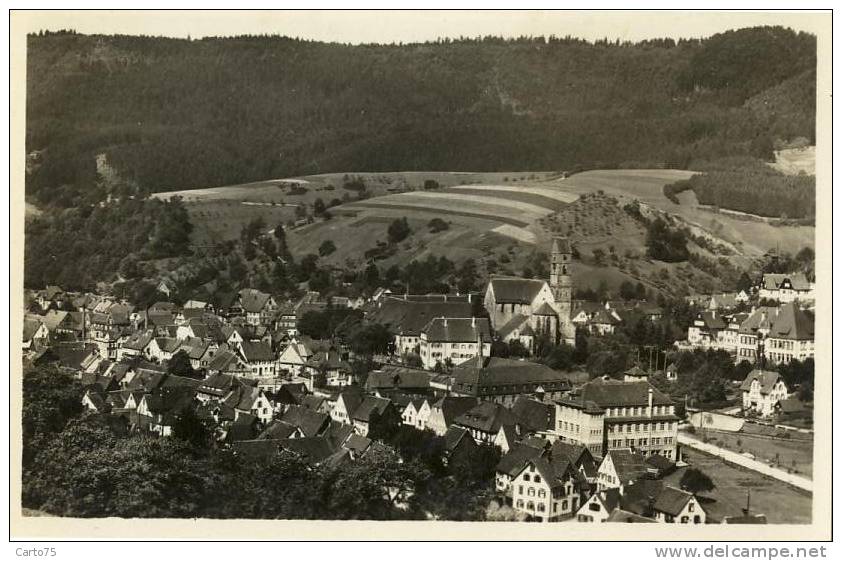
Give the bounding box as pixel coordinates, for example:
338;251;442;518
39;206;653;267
26;27;816;206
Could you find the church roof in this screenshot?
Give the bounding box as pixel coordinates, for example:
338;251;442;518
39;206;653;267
488;277;547;304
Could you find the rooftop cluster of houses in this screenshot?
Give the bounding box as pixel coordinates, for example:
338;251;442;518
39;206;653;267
494;436;713;523
679;301;814;366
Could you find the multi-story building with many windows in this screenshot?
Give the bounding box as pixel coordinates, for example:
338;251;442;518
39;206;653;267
553;379;679;460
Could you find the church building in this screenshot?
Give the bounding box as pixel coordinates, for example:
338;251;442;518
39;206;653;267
483;237;576;346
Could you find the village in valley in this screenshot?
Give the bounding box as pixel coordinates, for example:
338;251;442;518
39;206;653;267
22;233;815;523
19;23;820;527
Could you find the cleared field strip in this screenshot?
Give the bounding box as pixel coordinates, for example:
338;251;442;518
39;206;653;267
342;202;532;227
491;224;537;244
449;184;579;204
396;191;552;216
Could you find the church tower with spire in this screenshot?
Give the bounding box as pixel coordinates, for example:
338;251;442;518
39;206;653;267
549;237;575;344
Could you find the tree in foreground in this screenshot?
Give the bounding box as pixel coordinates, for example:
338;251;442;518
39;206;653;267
680;467;716;495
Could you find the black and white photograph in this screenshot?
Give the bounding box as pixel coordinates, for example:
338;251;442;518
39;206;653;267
9;8;832;543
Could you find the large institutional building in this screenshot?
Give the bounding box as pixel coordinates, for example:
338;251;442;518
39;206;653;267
483;237;576;346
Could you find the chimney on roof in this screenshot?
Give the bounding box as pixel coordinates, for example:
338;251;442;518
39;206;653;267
443;318;447;327
648;388;653;418
468;293;472;303
471;316;476;327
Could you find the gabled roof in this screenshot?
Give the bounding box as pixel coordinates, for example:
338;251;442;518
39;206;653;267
606;509;657;523
653;486;695;517
422;316;491;343
767;302;814;341
23;318;45;341
454;401;517;434
551;440;597;477
239;340;275;362
280;405;330;437
496;443;546;477
591;309;621;326
443;426;474;453
41;309;71;331
258;420;301;440
488;277;547;304
277;437;337;465
206;350;245;373
365;365;432;391
351;396;391;422
431;396;480;427
740;369;785;394
344;433;372;455
605;449;649;485
761;273;810;291
697;310;727;330
239;288;273;313
154;337;181;353
367;297;474;336
122;330;154;351
511;397;555;433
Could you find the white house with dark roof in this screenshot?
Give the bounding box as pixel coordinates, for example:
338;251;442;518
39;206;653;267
237;288;278;326
736;303;814;364
741;369;788;417
653;486;706;524
758;273;814;303
418;316;491;370
509;455;587;522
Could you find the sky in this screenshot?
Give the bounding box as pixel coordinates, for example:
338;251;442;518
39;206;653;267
14;10;825;44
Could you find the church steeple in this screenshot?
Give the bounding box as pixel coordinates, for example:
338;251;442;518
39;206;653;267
549;236;572;305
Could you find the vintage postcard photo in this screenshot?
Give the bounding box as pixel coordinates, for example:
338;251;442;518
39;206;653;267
9;9;832;541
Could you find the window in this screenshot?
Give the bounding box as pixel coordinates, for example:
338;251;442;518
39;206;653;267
524;474;531;482
688;503;694;512
538;489;546;498
527;501;534;511
534;475;542;484
516;500;523;508
537;503;546;513
589;503;601;512
518;486;523;495
528;488;535;497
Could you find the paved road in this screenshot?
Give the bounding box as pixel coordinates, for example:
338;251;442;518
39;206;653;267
678;433;812;493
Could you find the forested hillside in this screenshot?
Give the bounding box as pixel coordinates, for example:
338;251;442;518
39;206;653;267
25;26;816;207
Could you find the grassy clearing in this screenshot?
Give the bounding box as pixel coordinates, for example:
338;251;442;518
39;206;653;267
664;448;811;524
700;430;813;479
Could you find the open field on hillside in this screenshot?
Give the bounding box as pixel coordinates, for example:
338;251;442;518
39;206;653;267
556;169;814;256
664;448;811;524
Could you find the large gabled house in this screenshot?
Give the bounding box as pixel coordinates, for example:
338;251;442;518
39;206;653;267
758;273;814;303
236;340;277;385
366;295;474;359
509;454;588;522
418;316;492;370
740;369;788;418
237;288;278;326
278;339;314;376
